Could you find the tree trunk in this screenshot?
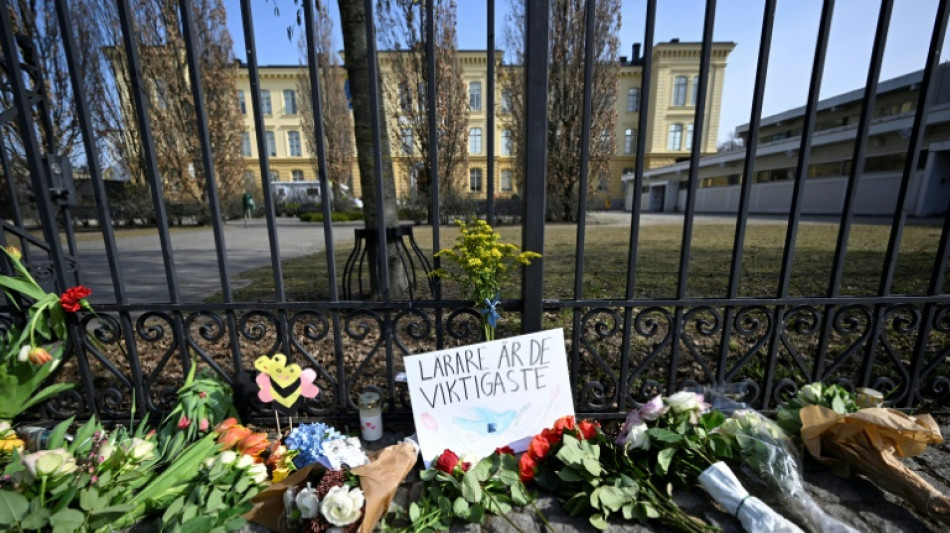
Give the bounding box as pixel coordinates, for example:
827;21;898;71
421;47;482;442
337;0;408;298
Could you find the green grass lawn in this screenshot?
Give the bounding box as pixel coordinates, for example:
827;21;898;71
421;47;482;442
221;220;946;303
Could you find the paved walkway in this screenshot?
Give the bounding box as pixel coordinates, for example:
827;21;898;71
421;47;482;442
74;218;359;304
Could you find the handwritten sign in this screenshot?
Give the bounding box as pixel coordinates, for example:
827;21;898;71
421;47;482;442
405;328;574;464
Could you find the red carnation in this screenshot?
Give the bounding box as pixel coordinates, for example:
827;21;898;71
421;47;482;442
519;453;537;484
553;415;576;434
60;285;92;313
495;446;515;456
435;449;460;474
578;420;599;440
540;427;561;446
527;434;551;460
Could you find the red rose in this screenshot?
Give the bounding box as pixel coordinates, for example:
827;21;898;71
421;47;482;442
527;434;550;460
461;462;472;472
578;420;599;440
495;446;515;456
60;286;92;313
553;415;576;434
519;453;537;484
435;449;460;474
540;427;561;446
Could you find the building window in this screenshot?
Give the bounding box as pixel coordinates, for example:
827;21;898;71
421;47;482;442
501;129;512;156
469;127;482;154
237;90;246;114
292;170;304;181
672;76;687;106
288;131;302;157
667;123;683;151
500;89;512;113
260;90;272;114
686;124;694;149
469;81;482;111
399;83;411;112
624;128;636;154
691;76;699;106
469;168;482;191
500;169;513;192
401;128;413;154
241;132;252;156
269;170;279;182
283;90;297;114
265;131;276;156
627;88;640;112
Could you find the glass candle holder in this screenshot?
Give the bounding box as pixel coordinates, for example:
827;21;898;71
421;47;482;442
358;391;383;441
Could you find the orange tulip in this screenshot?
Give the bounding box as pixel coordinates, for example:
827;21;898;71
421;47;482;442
214;417;239;434
218;425;252;450
28;347;53;365
237;432;269;457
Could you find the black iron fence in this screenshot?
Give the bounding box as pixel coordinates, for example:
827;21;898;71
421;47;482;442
0;0;949;423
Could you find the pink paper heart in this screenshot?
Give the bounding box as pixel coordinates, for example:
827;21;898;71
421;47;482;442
256;373;274;403
299;368;320;398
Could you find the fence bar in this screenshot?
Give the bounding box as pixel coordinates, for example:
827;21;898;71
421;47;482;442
0;131;31;265
426;0;444;348
0;4;98;415
115;0;181;304
863;0;948;391
718;0;776;381
667;0;716;394
619;0;656;407
521;0;549;333
302;0;346;405
363;0;391;302
486;0;496;223
570;0;598;401
238;0;290;356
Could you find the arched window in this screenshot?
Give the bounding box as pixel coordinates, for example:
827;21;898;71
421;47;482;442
691;76;700;106
672;76;687;106
668;123;683;151
469;82;482;111
469;127;482;154
627;88;640;112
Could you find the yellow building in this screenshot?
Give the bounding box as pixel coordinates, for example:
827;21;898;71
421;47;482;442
236;39;734;207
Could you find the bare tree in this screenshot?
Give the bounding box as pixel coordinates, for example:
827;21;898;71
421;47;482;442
717;131;744;153
296;5;354;211
78;0;246;223
376;0;469;211
503;0;621;222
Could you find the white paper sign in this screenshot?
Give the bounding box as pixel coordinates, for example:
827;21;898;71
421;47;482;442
405;328;575;464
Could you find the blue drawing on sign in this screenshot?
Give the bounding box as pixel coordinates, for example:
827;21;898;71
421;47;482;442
454;407;519;436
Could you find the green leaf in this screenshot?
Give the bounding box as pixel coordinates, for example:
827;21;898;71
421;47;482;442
589;513;609;530
460;470;482;503
163;496;186;523
452;496;470;516
832;395;847;414
596;486;626;512
0;276;46;301
79;487;102;512
19;507;50;530
647;427;684;444
47;418;74;451
657;447;676;475
582;458;602;477
557;467;585;483
701;410;726;430
20;383;74;414
465;503;484;523
0;490;29;526
49;508;85;533
510;482;531;507
181;516;214;533
472;457;493;482
497;468;520;487
408;502;421;523
206;488;226;513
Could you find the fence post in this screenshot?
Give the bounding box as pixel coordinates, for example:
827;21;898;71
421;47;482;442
521;0;549;333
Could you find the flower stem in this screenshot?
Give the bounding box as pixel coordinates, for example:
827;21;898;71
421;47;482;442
484;490;527;533
532;501;558;532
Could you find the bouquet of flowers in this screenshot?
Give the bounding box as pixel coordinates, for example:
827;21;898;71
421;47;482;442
285;422;345;469
430;220;540;340
717;409;858;533
0;246;89;420
616;392;800;533
248;441;418;533
776;382;858;436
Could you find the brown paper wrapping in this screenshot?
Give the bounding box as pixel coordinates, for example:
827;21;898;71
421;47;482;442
246;441;418;533
799;405;950;526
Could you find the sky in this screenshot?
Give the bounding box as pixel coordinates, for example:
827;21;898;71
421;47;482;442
224;0;950;144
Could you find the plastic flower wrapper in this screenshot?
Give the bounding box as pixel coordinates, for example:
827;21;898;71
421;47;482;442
285;422;344;468
776;382;858;436
698;461;804;533
717;409;859;533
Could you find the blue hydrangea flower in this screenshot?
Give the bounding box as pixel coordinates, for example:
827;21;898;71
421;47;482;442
285;422;344;468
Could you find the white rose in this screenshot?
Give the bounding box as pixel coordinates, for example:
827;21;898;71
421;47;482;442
235;454;255;470
458;452;480;468
666;391;704;413
121;438;156;462
622;422;650;451
22;449;77;480
295;483;321;519
216;450;238;468
202;457;216;470
798;383;823;404
321;485;364;527
98;443;117;463
17;345;31;362
247;463;268;485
